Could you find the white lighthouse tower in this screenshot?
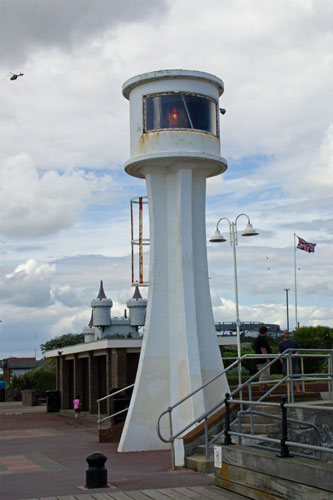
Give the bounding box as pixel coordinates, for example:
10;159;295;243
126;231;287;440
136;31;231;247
119;70;230;461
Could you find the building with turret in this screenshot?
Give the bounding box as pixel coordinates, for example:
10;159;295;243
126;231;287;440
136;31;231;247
83;281;147;342
44;282;236;416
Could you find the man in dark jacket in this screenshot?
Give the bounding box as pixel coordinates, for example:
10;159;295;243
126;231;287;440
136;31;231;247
279;330;301;392
254;325;272;390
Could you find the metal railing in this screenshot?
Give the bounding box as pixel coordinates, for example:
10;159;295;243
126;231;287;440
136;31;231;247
156;349;333;467
224;395;333;462
97;383;134;429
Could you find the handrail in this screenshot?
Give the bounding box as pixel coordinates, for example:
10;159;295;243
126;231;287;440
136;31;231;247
235;405;324;452
97;383;134;429
156;348;333;466
227;398;332;461
157;350;288;466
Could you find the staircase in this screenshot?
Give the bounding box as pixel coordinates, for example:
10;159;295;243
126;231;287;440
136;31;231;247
185;404;281;473
184;383;328;473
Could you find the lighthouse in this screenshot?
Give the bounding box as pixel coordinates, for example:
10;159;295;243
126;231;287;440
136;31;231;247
118;70;230;462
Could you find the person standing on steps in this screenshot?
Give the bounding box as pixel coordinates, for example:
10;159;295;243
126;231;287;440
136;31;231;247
254;326;272;391
73;395;81;419
279;330;301;392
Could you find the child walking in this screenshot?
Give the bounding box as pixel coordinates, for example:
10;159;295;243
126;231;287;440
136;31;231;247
73;395;80;419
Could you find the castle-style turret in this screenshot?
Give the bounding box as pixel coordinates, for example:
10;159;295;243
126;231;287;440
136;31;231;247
83;310;95;342
127;286;147;327
91;281;112;328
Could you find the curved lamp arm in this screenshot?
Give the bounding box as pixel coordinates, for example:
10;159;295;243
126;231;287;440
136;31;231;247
216;216;231;230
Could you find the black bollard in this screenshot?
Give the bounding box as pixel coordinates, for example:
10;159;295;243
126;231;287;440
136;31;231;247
85;452;108;488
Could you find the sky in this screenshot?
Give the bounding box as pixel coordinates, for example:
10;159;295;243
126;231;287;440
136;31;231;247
0;0;332;359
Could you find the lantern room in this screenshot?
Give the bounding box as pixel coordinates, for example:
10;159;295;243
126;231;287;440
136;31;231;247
122;69;227;179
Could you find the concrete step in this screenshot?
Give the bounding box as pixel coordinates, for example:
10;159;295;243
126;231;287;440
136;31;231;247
185;453;214;474
195;434;268;456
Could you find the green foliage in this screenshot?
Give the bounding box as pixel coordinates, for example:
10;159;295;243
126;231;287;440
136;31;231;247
227;365;250;377
293;326;333;374
8;360;56;390
40;333;85;353
223;343;282;377
294;326;333;349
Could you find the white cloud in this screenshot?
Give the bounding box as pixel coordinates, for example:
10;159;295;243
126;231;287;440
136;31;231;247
0;258;55;307
0;0;333;357
0;155;90;237
0;155;124;238
213;296;333;330
0;0;169;65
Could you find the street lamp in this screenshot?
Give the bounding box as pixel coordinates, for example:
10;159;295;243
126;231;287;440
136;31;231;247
210;213;259;387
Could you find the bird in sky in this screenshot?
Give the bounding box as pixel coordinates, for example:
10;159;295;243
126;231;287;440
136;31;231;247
9;72;24;81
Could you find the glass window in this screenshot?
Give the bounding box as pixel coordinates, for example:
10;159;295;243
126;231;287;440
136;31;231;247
144;93;217;135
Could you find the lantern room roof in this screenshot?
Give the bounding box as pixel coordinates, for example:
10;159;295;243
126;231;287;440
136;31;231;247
122;69;224;99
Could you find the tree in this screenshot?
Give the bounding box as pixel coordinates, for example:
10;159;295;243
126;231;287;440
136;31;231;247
8;359;56;390
40;333;85;353
294;326;333;374
294;326;333;350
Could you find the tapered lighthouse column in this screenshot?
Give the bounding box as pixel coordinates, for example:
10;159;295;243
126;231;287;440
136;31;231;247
118;70;230;461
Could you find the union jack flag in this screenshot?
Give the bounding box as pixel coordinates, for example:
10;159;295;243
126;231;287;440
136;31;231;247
297;236;316;253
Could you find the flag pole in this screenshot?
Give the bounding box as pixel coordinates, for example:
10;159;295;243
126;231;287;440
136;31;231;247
294;233;298;329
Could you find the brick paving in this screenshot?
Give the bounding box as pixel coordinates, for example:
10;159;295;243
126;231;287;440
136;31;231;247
0;402;221;500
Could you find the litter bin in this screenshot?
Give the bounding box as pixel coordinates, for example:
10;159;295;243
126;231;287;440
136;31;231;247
46;390;60;412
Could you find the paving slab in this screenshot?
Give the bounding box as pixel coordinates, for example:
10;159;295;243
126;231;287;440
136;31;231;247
0;402;215;500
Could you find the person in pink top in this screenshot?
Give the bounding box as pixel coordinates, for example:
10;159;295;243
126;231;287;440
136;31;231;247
73;395;80;419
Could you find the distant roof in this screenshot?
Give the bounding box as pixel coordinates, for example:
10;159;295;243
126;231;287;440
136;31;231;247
5;360;39;369
97;280;107;299
6;357;36;361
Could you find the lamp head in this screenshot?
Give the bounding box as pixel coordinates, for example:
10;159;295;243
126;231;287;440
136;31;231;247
241;223;259;237
209;229;227;243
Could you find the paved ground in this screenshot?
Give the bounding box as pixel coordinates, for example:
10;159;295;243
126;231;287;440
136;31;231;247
0;402;228;500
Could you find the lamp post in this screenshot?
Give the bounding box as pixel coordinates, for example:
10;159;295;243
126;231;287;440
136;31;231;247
283;288;290;331
210;214;258;388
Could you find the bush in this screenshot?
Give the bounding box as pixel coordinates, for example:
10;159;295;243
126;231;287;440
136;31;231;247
294;326;333;374
8;360;56;390
294;326;333;350
223;345;282;377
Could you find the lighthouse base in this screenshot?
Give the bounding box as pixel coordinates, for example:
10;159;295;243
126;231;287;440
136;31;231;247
118;164;229;458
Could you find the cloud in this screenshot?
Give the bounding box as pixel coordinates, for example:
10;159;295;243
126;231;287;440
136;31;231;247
0;258;90;308
0;258;55;306
0;0;333;359
0;0;170;65
212;296;333;330
0;155;122;238
0;302;91;358
50;284;84;308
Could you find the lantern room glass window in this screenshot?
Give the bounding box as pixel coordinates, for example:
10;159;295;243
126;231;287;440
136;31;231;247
144;93;218;135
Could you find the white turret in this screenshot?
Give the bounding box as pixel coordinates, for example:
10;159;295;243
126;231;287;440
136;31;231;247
83;310;95;342
91;281;112;328
127;286;147;327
